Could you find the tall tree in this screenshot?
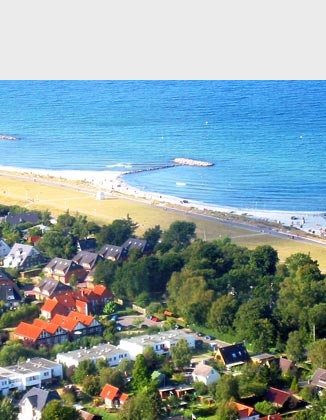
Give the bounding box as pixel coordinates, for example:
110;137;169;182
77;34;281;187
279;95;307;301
170;338;192;369
161;220;196;250
132;354;151;390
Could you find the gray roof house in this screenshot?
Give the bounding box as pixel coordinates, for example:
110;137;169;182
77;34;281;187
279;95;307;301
4;211;40;226
0;271;21;308
0;238;10;258
98;244;128;261
18;386;61;420
3;243;45;269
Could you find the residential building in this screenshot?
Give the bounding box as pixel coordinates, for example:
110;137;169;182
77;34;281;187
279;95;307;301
192;361;220;386
118;330;196;360
18;386;61;420
229;402;259;420
14;319;69;347
72;251;102;271
43;257;87;284
30;277;73;301
98;244;128;261
310;367;326;391
56;343;130;368
0;272;21;308
100;383;128;408
0;358;63;396
121;237;152;255
4;212;40;227
3;243;45;269
0;238;10;258
214;342;251;369
263;386;299;411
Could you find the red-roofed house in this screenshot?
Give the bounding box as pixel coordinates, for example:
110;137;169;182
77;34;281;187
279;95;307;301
33;318;69;344
40;294;76;320
14;322;47;346
14;318;70;347
51;313;85;337
66;311;103;335
229;402;259;420
264;387;299;411
100;384;128;408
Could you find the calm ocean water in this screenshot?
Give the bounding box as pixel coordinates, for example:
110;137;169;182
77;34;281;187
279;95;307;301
0;80;326;212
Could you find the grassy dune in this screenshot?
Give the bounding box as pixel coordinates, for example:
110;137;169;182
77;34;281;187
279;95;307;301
1;172;326;272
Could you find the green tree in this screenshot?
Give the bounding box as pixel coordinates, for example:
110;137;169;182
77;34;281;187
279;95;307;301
250;245;279;276
117;386;165;420
132;354;151;390
99;367;125;388
103;301;117;316
41;400;82;420
0;397;19;420
216;401;239;420
286;330;307;362
216;374;239;401
82;374;101;396
255;400;278;415
208;295;239;333
36;229;76;258
308;339;326;370
96;216;138;247
72;359;98;384
160;220;196;250
170;338;192;369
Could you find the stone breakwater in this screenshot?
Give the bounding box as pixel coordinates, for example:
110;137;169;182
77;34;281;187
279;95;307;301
173;158;214;167
0;134;18;140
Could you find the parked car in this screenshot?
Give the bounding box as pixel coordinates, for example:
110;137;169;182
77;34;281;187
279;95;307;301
110;314;119;321
205;335;214;340
196;332;203;337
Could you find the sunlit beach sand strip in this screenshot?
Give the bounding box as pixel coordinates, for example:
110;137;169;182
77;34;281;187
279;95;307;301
1;165;326;236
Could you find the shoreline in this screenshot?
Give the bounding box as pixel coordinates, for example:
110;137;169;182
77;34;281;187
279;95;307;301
1;165;326;237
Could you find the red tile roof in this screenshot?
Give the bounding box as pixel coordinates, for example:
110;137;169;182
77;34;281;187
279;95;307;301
100;384;119;400
230;402;255;418
67;311;94;326
14;322;43;341
264;387;293;406
51;313;81;331
33;318;61;334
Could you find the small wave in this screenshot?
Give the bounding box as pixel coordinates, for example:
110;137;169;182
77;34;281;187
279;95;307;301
106;163;133;169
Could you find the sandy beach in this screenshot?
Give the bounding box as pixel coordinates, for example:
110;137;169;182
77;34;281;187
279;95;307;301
1;165;326;238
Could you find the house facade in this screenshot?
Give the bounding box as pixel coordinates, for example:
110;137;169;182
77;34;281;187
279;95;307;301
3;243;45;269
118;330;196;360
18;387;61;420
0;358;63;396
43;257;87;284
56;343;130;368
100;383;128;408
192;361;220;386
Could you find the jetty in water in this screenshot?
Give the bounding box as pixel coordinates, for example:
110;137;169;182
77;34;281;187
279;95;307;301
123;158;214;178
0;134;18;141
173;158;214;167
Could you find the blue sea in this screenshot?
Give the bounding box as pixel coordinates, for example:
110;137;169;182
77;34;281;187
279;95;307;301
0;80;326;212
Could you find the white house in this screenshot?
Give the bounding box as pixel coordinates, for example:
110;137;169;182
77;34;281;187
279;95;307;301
0;358;63;396
56;343;130;368
192;361;220;386
18;387;61;420
3;243;43;269
118;330;196;361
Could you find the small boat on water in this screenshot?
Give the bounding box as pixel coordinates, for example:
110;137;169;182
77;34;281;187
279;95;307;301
176;182;186;186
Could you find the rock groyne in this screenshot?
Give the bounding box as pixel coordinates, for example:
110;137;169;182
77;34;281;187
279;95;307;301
173;158;214;167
